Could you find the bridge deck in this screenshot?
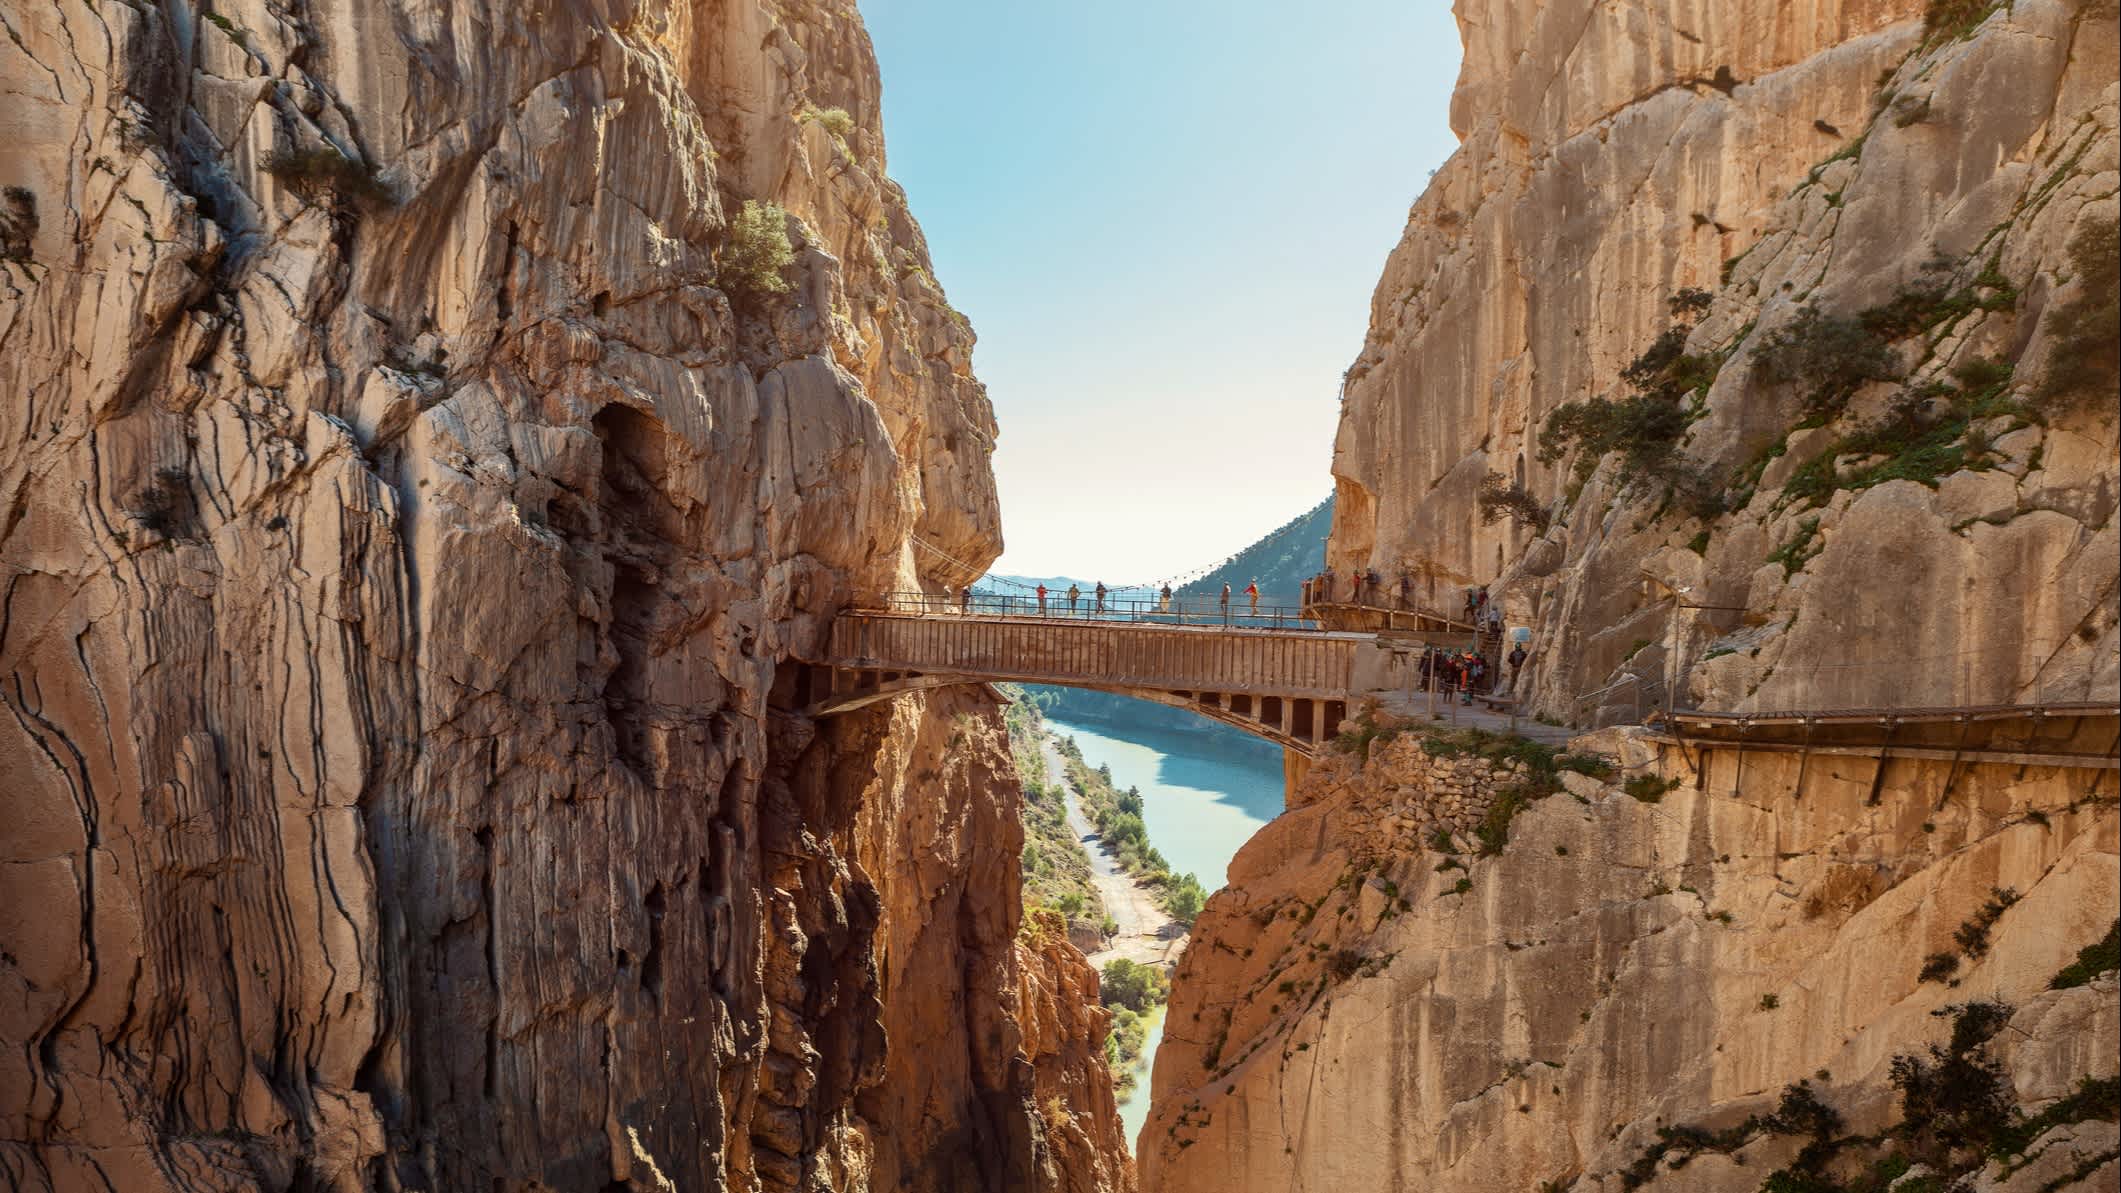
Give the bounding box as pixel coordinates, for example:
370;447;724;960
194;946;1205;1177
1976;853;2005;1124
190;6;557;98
826;612;1368;698
805;610;1375;753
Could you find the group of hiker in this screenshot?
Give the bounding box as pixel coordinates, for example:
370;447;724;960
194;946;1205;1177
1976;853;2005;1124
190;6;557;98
1308;569;1506;633
1016;579;1264;621
1418;639;1531;704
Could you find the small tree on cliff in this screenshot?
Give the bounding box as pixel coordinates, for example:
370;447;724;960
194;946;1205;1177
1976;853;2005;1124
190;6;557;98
719;199;795;297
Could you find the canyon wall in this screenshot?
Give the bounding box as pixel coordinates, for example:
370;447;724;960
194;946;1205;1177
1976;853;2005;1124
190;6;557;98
1147;2;2121;1190
1140;722;2119;1191
0;1;1126;1190
1329;0;2118;721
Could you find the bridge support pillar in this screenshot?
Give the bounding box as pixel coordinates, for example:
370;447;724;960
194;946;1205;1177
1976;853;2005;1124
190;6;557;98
1284;748;1311;802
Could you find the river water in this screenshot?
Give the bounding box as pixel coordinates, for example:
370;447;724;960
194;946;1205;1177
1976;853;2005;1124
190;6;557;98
1040;712;1285;1150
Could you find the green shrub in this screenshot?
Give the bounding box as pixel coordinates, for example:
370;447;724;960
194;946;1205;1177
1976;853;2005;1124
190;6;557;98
1777;361;2022;510
1557;753;1616;779
2032;220;2120;416
1100;958;1170;1012
1162;873;1207;924
1951;887;2018;959
263;146;395;206
801;105;857;137
1477;472;1551;532
202;9;249;46
1538;292;1724;510
1475;784;1538;856
1989;1075;2121;1160
1752;305;1899;422
719;199;796;297
1767;517;1823;575
1623;774;1679;802
2048;919;2119;989
1923;0;2002;42
1890;1001;2014;1163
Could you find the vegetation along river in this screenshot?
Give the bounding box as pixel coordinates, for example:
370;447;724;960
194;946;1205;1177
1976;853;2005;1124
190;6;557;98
1036;694;1287;1146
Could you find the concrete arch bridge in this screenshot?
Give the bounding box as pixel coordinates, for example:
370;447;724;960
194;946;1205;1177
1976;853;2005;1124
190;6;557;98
788;600;1444;759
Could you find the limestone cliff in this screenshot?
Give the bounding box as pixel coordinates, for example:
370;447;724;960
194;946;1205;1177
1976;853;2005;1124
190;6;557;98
1146;2;2121;1190
0;1;1125;1190
1141;721;2119;1191
1329;0;2118;720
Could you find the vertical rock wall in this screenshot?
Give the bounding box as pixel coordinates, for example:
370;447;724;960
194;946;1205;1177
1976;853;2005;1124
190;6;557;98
1329;0;2118;719
0;1;1124;1190
1141;3;2121;1190
1140;726;2119;1192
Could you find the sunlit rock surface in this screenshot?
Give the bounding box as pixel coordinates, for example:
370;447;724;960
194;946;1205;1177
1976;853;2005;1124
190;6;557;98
0;1;1125;1189
1328;0;2118;719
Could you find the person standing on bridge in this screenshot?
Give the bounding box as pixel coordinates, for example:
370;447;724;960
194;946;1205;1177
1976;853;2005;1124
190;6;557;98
1094;581;1107;614
960;586;971;615
1245;579;1260;616
1037;583;1048;615
1220;582;1232;624
1159;583;1172;614
1067;583;1081;614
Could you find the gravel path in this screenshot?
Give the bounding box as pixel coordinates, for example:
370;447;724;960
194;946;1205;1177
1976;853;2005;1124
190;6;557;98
1043;737;1186;968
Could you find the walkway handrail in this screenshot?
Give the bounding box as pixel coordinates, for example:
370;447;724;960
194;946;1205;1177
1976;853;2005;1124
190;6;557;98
862;589;1324;631
1652;700;2120;725
1298;575;1483;633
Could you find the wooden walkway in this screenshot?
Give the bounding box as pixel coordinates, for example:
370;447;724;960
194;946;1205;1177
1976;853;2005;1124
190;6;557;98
1647;703;2120;776
794;611;1373;754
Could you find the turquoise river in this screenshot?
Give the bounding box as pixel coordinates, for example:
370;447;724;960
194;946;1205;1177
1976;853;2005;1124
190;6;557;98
1039;711;1286;1149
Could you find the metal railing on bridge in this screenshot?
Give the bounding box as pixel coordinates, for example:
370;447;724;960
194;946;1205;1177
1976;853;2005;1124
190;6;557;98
869;589;1323;631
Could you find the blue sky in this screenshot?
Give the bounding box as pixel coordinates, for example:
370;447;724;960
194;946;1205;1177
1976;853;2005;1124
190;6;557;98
865;1;1464;584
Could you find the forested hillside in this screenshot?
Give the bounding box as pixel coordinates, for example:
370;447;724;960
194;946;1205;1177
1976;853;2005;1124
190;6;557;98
1178;495;1332;606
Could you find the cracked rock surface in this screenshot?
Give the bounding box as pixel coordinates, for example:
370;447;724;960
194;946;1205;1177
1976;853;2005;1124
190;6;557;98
1327;0;2119;721
1142;728;2118;1192
0;1;1126;1190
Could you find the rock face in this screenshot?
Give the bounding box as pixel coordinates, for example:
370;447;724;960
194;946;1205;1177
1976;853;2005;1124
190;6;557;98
0;2;1125;1191
1140;727;2120;1191
1328;0;2119;721
1147;8;2121;1184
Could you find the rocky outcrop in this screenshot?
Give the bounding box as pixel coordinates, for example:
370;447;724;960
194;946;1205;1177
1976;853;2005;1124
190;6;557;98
1141;727;2119;1191
0;1;1123;1190
1328;0;2119;720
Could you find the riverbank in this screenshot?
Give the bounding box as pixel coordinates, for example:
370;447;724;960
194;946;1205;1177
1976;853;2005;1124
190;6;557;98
1045;736;1186;967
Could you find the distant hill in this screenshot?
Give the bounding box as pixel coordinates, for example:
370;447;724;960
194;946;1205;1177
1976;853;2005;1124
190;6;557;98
1178;495;1333;608
974;573;1097;595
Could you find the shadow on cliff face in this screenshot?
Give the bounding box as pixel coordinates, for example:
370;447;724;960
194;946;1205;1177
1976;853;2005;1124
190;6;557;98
593;402;685;779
